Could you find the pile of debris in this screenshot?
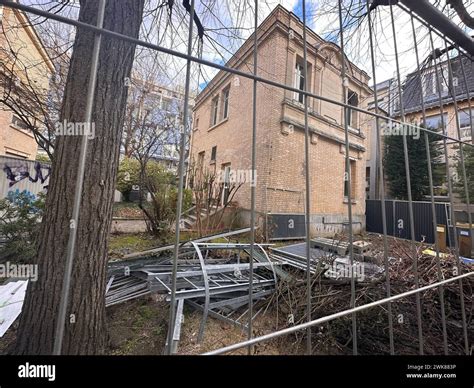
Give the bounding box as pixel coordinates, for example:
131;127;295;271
266;234;474;355
106;229;277;352
269;237;384;283
0;280;28;338
105;230;472;355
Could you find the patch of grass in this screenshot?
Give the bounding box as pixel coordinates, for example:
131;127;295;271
108;234;157;254
106;297;168;355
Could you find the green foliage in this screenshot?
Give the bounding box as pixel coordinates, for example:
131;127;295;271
116;158;141;200
169;187;193;213
116;158;182;201
35;154;51;163
454;144;474;202
383;128;444;201
0;190;45;263
116;157;193;237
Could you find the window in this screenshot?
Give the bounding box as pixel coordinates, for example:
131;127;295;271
198;151;205;171
211;96;219;126
198;151;205;168
192;151;206;187
347;90;359;128
294;61;305;103
221;164;231;205
194;117;199;131
222;87;230;119
459;109;473;139
210;146;217;163
161;99;171;112
344;159;356;200
11;115;29;131
423;114;447;131
459;109;473;128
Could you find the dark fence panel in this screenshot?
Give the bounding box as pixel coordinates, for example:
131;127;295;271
267;213;306;240
366;200;450;246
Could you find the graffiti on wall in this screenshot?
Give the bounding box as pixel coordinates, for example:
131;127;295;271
3;161;51;189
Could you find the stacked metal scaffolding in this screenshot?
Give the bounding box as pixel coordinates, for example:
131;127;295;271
105;241;277;351
1;0;473;356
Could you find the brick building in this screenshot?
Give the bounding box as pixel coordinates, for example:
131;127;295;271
0;5;53;160
189;5;372;237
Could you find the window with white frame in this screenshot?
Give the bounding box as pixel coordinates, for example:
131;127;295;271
294;61;305;103
423;113;448;131
459;109;473;138
459;109;473;128
222;86;230;119
211;96;219;126
347;90;359;129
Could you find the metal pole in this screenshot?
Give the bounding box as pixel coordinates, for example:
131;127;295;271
366;0;394;355
301;0;313;356
396;3;474;64
337;0;357;355
441;38;471;354
409;12;449;354
399;0;474;56
204;272;474;355
458;54;474;142
443;41;473;248
166;0;195;355
247;0;258;355
457;45;474;259
53;0;106;355
429;29;469;354
389;3;424;355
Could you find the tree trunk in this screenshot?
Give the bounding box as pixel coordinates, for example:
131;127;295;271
14;0;144;355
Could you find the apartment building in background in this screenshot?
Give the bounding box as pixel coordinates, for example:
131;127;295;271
123;78;195;171
189;5;372;237
0;5;54;160
401;55;474;152
365;54;474;202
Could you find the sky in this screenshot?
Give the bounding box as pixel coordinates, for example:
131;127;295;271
19;0;474;94
187;0;455;91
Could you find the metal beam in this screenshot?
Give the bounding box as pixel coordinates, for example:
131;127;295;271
399;0;474;56
204;271;474;355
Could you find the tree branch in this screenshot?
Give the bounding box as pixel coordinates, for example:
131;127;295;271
447;0;474;29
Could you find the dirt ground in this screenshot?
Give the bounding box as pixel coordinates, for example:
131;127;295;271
0;295;300;355
106;295;296;355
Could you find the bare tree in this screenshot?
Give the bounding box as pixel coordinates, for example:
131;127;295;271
14;0;145;355
188;158;243;236
122;63;188;235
